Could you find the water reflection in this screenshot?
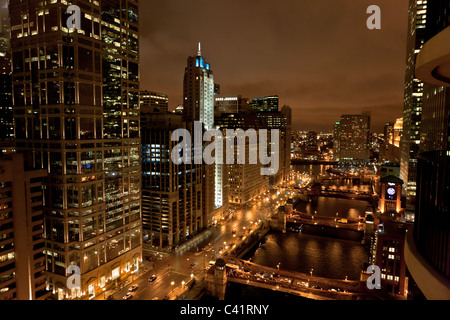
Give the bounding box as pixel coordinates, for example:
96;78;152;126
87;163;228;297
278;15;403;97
295;197;370;219
244;232;368;281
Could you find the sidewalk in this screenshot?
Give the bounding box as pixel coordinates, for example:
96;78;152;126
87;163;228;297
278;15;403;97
94;259;154;300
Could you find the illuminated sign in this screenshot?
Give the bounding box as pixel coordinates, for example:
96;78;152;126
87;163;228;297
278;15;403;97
387;188;396;196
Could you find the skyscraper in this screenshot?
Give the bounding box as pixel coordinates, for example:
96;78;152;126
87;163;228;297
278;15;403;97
335;114;371;163
141;109;204;249
255;104;292;186
0;153;50;300
183;43;215;130
10;0;142;300
140;90;169;113
214;95;249;115
0;3;12;142
404;0;450;300
249;95;279;112
400;0;429;203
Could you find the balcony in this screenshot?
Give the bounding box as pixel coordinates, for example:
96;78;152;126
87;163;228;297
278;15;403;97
416;26;450;87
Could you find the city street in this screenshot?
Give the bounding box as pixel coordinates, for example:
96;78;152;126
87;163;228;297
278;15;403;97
98;189;284;300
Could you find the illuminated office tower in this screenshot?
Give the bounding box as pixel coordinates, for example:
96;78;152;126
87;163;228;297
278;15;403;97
333;122;341;161
336;114;371;163
256;105;292;186
249;95;279;112
183;43;214;130
404;0;450;299
0;153;50;300
9;0;142;300
140;90;169;113
400;0;429;202
0;4;12;143
216;111;268;205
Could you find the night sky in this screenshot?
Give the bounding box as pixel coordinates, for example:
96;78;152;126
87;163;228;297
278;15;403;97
140;0;410;132
2;0;410;132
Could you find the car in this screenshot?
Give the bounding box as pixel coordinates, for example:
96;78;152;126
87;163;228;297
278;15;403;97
128;285;139;292
190;263;197;268
149;275;157;282
123;292;133;300
106;295;114;300
231;229;236;234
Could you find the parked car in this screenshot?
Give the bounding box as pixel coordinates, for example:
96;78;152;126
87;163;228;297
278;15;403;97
149;275;157;282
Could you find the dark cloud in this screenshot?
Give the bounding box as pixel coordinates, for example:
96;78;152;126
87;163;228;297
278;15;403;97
140;0;409;132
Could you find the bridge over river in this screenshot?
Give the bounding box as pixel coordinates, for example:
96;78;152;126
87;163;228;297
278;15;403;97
219;256;392;300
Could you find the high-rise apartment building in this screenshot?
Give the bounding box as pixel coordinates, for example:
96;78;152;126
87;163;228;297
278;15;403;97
9;0;142;300
335;114;371;163
140;90;169;113
0;153;50;300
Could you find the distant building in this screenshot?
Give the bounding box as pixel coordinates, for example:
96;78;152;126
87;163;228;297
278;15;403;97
183;44;215;130
249;95;279;112
256;105;292;186
10;0;143;300
333;122;341;160
140;90;169;113
306;131;318;152
335;114;371;163
214;95;249;115
0;153;50;300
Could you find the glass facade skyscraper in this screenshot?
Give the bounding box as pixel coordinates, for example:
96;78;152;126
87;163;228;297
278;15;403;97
10;0;142;300
400;0;429;203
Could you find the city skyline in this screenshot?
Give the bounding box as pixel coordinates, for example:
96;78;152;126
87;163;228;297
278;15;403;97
1;0;449;304
139;0;409;132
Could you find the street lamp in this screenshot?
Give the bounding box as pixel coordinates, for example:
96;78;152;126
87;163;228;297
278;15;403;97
310;268;313;277
182;281;185;289
277;263;281;271
171;281;175;292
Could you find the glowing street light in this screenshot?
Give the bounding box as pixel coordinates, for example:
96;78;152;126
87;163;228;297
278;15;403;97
171;281;175;292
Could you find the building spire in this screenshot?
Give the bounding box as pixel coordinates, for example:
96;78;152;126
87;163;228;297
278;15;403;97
198;42;202;56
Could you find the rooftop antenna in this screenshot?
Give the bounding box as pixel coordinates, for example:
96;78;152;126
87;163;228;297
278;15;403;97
198;42;202;56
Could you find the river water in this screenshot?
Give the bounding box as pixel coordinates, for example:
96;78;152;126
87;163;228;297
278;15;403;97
220;165;371;300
